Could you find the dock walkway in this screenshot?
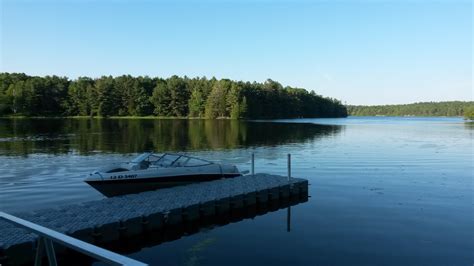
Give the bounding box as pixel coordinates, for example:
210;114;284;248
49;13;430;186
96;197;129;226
0;173;308;265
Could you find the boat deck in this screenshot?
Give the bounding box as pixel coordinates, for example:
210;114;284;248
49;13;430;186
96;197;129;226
0;173;308;265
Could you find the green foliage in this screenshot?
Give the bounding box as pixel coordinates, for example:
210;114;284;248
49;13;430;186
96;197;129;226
0;72;347;119
205;80;230;118
348;102;474;117
0;92;10;114
239;96;248;118
0;73;29;115
96;76;118;117
114;75;153;116
2;75;69;116
188;77;212;117
151;79;171;116
168;75;190;117
464;106;474;120
227;83;242;119
115;75;136;116
6;80;29;114
188;89;205;117
65;77;94;116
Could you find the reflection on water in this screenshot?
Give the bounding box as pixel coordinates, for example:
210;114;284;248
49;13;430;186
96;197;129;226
286;207;291;232
0;119;342;156
464;121;474;129
1;117;472;266
0;119;340;212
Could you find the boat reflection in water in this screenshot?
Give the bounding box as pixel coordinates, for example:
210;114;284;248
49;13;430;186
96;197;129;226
56;191;308;265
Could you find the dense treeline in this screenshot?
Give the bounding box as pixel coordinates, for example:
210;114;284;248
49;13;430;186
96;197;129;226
347;101;474;117
0;73;347;119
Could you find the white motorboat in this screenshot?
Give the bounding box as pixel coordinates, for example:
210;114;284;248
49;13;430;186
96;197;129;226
85;152;242;197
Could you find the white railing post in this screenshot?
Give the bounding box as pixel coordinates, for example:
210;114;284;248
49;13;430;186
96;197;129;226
34;237;44;266
43;238;57;266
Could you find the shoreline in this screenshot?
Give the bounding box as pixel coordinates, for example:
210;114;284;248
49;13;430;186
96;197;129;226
0;115;465;120
0;116;231;120
0;115;349;120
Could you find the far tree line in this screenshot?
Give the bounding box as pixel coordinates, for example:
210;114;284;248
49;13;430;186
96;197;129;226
348;101;474;118
0;73;348;119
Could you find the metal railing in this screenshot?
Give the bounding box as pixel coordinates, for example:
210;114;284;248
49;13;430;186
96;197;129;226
0;211;147;266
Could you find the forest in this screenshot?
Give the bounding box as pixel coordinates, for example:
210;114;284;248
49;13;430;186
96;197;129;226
0;73;347;119
348;101;474;118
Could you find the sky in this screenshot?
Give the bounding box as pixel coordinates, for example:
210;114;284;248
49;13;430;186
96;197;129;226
0;0;472;105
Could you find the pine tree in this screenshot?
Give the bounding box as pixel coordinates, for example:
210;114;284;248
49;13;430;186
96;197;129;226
168;76;189;117
96;76;117;117
189;89;204;117
151;80;171;116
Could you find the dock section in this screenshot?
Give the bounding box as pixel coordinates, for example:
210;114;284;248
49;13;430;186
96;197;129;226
0;174;308;265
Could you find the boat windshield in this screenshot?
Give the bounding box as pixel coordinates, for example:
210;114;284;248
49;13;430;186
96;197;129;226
151;154;212;167
131;153;152;163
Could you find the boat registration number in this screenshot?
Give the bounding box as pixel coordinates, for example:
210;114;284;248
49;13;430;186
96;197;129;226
110;174;138;180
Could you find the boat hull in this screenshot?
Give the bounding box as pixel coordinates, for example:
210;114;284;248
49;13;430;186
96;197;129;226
86;173;241;197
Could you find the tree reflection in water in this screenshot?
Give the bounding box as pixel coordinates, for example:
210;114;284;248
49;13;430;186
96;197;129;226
0;119;343;156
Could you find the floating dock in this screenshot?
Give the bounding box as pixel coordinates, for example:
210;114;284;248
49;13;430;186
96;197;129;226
0;174;308;265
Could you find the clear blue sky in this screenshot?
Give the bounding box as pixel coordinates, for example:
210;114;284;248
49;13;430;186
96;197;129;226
0;0;472;105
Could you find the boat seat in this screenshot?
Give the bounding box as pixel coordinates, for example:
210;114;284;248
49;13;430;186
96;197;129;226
139;161;150;169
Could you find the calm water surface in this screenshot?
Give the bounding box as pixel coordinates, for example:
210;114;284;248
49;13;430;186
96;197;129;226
0;117;472;265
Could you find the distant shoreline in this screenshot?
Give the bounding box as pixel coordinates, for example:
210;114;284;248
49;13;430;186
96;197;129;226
347;113;471;118
347;101;474;119
0;115;468;119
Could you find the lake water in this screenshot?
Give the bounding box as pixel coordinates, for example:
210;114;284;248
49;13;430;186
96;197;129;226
0;117;472;265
